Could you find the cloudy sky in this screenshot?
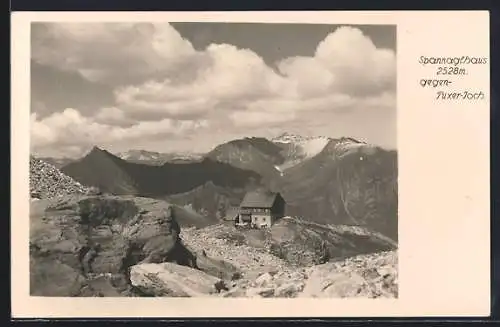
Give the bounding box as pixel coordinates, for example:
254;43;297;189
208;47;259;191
30;22;396;158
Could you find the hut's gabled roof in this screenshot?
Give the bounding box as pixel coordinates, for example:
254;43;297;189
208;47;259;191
240;190;280;208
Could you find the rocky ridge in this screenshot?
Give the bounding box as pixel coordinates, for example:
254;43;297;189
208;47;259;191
30;157;91;199
178;221;397;298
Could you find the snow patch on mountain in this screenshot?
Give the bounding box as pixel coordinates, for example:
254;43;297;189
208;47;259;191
116;150;161;161
272;133;331;169
272;133;330;159
270;133;373;171
332;138;369;158
301;137;331;158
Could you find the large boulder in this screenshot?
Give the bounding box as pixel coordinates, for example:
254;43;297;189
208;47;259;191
129;262;226;297
29;195;197;296
30;255;88;297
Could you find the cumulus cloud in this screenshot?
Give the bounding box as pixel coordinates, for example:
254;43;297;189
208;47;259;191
93;107;132;125
31;23;396;156
230;109;297;128
106;25;395;122
114;81;220;120
111;42;295;120
31;108;209;156
32;23;199;85
312;26;395;95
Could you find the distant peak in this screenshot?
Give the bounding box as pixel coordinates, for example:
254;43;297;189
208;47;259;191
335;137;365;144
273;132;294;140
244;136;267;141
87;146;113;157
272;132;330;144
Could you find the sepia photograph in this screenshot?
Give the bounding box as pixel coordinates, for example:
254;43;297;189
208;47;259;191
28;21;398;299
9;9;492;318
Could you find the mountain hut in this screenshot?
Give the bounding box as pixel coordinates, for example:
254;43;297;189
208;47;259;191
236;190;286;228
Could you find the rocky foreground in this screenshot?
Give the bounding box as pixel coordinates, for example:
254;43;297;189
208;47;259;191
30;195;199;297
30;193;398;298
180;222;397;298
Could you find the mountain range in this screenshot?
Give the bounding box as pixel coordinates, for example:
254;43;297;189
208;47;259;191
41;133;397;240
61;147;262;197
115;149;204;165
